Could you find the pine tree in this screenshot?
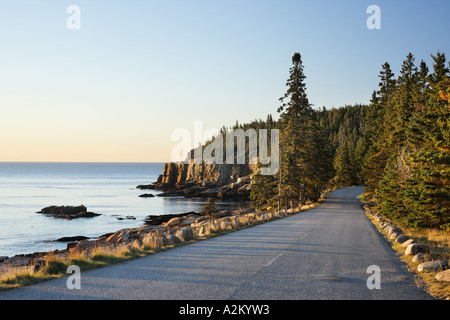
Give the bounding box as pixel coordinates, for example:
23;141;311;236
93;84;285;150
249;161;279;211
364;51;450;231
403;52;450;230
363;62;396;196
308;118;335;201
201;198;218;228
333;141;355;187
277;52;316;207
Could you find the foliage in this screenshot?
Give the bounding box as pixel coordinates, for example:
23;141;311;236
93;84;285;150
363;51;450;231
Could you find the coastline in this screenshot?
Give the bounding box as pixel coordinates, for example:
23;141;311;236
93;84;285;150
0;161;257;276
0;196;321;291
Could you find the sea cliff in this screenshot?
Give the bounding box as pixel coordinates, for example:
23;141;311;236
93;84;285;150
137;161;258;201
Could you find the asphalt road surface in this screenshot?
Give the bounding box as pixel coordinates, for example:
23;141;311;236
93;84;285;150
0;186;433;300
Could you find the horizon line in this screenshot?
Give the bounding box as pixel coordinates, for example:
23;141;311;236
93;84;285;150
0;161;169;164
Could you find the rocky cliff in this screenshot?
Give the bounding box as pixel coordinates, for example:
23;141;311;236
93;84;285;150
137;161;258;201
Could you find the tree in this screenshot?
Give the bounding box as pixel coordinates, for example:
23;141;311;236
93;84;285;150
250;161;279;211
277;52;316;207
333;141;355;187
363;62;397;195
201;198;218;228
363;51;450;231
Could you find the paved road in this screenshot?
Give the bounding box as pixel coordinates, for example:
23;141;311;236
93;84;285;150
0;187;433;300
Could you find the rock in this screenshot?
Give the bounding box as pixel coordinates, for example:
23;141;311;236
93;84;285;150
37;205;100;219
165;217;185;227
395;234;409;244
145;161;258;201
436;269;450;282
401;239;415;248
56;236;89;242
142;232;165;249
174;227;194;243
144;212;196;226
390;232;400;240
158;161;257;189
106;229;132;244
373;214;383;221
417;260;448;272
0;256;8;263
0;256;32;267
74;240;97;251
139;193;155;198
218;219;232;231
162;233;176;246
136;184;156;189
97;232;114;241
384;225;403;236
412;253;426;263
237;184;251;195
405;243;430;256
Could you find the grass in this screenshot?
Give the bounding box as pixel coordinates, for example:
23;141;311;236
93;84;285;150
0;243;165;292
363;200;450;300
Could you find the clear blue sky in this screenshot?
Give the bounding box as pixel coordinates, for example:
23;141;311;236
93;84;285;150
0;0;449;162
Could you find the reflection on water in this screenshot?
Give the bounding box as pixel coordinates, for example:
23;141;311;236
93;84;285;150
0;162;250;257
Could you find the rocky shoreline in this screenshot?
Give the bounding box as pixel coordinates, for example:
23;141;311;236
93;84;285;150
0;161;261;275
1;205;299;275
138;161;257;201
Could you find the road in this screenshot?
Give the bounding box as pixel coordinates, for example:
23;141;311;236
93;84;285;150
0;186;433;300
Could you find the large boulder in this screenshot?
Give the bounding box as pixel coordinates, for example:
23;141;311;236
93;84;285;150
142;232;165;250
405;243;430;256
37;205;100;219
412;253;426;263
395;234;409;244
401;239;415;248
436;269;450;282
417;260;448;272
390;232;401;240
384;225;403;236
162;233;176;246
74;240;97;252
174;227;194;243
106;229;132;244
56;236;89;242
165;217;185;227
0;256;32;267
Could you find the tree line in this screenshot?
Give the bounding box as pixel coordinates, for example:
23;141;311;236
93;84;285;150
249;51;449;231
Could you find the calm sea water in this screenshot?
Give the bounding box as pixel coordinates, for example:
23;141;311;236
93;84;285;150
0;162;248;257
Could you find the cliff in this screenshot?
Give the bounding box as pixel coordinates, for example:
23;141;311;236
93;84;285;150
137;161;258;201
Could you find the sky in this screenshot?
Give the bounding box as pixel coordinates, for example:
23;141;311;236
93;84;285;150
0;0;449;162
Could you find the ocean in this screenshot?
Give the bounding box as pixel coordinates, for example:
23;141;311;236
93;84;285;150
0;162;248;257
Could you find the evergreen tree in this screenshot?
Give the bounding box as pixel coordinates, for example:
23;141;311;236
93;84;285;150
403;53;450;230
249;161;279;211
363;62;396;195
363;51;450;231
333;141;355;187
277;52;316;207
201;198;218;228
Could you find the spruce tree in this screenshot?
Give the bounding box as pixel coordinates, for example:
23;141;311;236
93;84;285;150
277;52;316;207
250;161;279;211
403;52;450;230
363;62;396;196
